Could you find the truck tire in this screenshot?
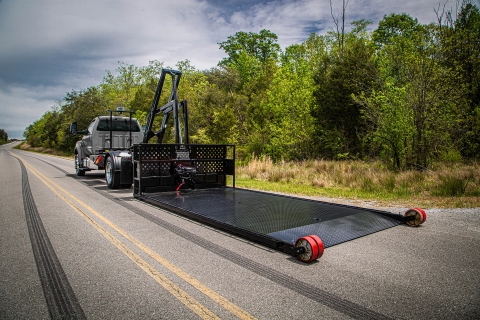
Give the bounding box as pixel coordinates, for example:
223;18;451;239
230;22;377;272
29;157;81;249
105;156;120;189
75;154;85;176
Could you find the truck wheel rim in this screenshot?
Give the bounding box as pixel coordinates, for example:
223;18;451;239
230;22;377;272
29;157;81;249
106;160;112;184
404;208;424;226
295;236;319;262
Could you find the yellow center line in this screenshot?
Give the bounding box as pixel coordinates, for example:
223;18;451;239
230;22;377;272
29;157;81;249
12;154;219;320
12;153;256;320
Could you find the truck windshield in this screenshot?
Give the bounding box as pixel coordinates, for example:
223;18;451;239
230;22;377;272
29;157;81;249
97;118;141;132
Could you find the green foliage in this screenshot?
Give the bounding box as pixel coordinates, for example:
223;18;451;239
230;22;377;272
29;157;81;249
218;29;281;66
263;45;316;160
355;8;474;169
0;128;8;144
312;20;377;159
437;1;480;159
372;13;421;47
355;78;414;169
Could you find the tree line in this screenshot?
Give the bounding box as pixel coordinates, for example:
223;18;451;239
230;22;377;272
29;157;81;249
24;1;479;169
0;128;8;144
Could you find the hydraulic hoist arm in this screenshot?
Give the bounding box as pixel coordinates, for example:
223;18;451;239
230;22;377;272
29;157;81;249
143;69;189;144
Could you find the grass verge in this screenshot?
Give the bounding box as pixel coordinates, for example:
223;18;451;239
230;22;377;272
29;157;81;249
234;157;480;209
14;142;73;159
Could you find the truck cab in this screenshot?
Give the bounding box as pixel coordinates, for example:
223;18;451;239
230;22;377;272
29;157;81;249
71;113;143;188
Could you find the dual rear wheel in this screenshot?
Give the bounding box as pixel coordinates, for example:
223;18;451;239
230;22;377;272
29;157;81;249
74;154;85;176
105;156;132;189
75;155;131;189
105;156;120;189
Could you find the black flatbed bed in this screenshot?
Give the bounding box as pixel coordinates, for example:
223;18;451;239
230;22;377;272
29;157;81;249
134;187;403;256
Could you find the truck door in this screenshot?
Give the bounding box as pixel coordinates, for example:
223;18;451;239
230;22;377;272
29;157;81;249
79;120;95;166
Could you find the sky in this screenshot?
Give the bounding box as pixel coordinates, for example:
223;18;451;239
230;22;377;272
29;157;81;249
1;0;477;139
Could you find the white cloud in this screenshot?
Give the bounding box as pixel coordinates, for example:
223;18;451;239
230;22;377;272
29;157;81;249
0;85;58;139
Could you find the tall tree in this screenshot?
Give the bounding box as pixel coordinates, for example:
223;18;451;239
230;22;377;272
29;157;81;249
312;20;377;159
0;128;8;144
262;44;316;160
372;13;421;47
216;30;281;157
436;1;480;158
218;29;281;66
358;14;463;168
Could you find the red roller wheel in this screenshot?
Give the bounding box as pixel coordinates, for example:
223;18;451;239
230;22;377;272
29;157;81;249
308;235;325;259
295;235;321;263
410;207;427;224
404;208;426;227
417;208;427;223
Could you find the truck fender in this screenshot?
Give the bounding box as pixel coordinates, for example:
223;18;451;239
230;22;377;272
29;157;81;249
105;151;125;171
105;151;134;186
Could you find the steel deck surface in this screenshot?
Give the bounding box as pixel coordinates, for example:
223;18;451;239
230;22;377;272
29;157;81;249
138;188;403;249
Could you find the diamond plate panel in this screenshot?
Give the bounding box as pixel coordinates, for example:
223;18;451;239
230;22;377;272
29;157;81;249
144;188;402;248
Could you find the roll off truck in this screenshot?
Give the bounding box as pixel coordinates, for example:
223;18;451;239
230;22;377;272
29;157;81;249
69;68;427;263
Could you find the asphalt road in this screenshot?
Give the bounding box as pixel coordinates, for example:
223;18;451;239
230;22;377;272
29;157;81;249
1;142;479;319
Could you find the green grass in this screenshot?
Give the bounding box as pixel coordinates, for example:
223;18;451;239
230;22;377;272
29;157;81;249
434;173;474;197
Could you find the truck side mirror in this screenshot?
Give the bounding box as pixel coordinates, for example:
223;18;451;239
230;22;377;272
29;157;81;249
69;122;77;135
